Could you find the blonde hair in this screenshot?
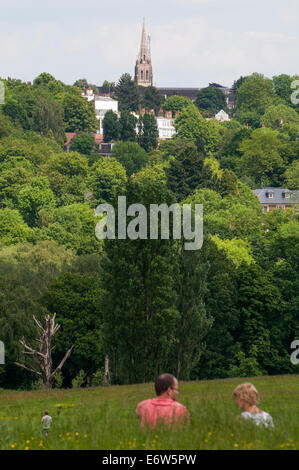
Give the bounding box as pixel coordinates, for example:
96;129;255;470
233;383;259;406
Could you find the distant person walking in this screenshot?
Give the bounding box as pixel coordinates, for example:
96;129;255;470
41;410;52;436
136;373;190;429
233;383;274;428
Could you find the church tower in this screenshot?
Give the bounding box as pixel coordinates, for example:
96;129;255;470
134;18;153;87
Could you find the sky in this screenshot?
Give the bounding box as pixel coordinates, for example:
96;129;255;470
0;0;298;88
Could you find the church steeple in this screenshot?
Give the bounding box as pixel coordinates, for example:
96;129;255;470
134;18;153;87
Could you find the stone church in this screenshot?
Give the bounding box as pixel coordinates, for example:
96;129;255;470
134;19;153;87
134;19;236;111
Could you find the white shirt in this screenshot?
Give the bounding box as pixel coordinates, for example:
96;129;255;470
241;411;274;428
42;415;52;429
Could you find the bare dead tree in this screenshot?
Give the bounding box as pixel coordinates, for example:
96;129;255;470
15;313;73;390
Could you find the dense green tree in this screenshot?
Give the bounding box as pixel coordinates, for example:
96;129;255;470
0;209;34;246
2;100;30;130
115;73;140;112
0;111;14;138
195;86;228;115
0;157;35;208
262;104;299;130
88;157;127;205
32;97;65;141
41;273;103;386
141;86;164;114
238;128;284;186
41;203;100;255
111;141;148;176
273;74;293;104
17;177;57;227
236;73;276;116
103;110;121;142
162;95;192;116
283;160;299;189
174;104;221;154
69;133;95;154
33;72;56;87
63;94;98;132
100;167;179;383
119;111;137;142
166;143;204;201
138;113;158;151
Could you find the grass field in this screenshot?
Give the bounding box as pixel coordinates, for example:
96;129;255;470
0;375;298;450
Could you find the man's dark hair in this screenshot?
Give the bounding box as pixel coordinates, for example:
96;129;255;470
155;373;176;396
44;411;48;415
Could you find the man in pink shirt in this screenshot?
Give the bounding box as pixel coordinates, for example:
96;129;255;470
136;373;190;429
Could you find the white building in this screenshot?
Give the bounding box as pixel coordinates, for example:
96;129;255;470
156;115;176;139
215;109;230;122
94;96;119;135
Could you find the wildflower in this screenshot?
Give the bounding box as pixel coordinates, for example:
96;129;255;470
24;447;30;450
234;444;239;448
84;434;88;438
75;432;79;436
26;440;30;444
10;444;16;449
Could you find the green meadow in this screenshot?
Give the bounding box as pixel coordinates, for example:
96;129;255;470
0;375;298;451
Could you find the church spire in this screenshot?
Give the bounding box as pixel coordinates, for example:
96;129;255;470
134;18;153;87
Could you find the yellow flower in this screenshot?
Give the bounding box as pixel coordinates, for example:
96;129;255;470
230;433;234;437
24;447;30;450
204;439;208;443
234;444;238;448
66;432;71;436
11;444;16;449
84;434;88;438
208;432;212;436
75;432;79;436
26;440;30;444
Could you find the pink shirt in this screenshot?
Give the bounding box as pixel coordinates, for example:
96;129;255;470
136;397;190;429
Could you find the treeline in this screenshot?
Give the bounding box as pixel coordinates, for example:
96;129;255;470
0;71;298;389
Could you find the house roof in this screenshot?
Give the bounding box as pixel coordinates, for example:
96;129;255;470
253;187;299;205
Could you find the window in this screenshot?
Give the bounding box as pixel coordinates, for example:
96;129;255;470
141;71;144;80
146;70;149;81
282;192;290;198
266;192;274;199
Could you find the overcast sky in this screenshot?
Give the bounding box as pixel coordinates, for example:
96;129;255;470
0;0;298;88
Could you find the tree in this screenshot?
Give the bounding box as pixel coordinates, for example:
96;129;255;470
262;104;299;130
162;95;192;116
239;128;284;186
2;100;30;130
41;203;101;255
138;113;158;151
141;86;164;114
69;133;95;154
15;313;73;390
166;143;204;201
41;273;103;386
33;72;56;87
100;167;179;384
195;86;228;115
174;104;221;154
119;110;137;142
0;209;34;246
273;74;293;104
63;94;98;132
112;141;148;176
115;73;140;112
284;160;299;189
32;97;65;141
0;111;14;138
17;177;57;227
236;73;276;116
88;157;127;205
103;110;120;142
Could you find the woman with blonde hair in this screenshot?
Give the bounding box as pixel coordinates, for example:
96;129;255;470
233;383;274;428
